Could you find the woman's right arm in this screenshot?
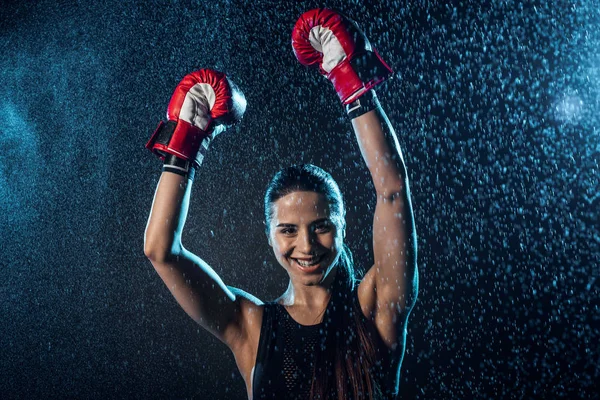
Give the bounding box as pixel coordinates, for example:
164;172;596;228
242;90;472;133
143;69;260;351
145;171;255;347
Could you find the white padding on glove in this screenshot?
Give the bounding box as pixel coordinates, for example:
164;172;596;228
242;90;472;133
179;83;216;131
309;26;346;73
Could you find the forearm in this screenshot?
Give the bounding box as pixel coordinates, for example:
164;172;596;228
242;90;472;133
351;99;408;198
144;170;194;260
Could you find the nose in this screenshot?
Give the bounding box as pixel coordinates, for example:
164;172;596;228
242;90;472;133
296;229;316;254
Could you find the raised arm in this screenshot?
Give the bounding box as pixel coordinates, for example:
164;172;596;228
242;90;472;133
350;93;418;316
292;9;418;353
143;69;260;350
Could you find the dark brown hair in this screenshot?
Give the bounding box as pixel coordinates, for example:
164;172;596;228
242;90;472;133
264;164;383;399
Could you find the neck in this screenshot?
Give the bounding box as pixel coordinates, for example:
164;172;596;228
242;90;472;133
281;266;338;309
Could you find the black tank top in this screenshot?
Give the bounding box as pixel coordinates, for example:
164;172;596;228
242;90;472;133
252;301;323;400
252;289;399;400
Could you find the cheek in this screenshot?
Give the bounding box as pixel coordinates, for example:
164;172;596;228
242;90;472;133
270;238;288;256
332;233;345;251
330;226;343;244
318;233;340;252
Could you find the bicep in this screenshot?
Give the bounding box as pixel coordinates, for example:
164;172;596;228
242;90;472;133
372;190;415;267
149;247;261;348
359;266;412;356
372;187;418;302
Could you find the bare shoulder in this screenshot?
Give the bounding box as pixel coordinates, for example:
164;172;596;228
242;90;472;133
223;286;265;352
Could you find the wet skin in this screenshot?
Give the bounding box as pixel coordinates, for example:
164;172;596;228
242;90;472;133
231;190;397;398
268;191;342;307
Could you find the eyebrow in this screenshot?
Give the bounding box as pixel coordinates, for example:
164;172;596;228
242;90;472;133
276;218;330;228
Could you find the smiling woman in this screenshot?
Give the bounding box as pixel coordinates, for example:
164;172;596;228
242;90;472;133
257;165;387;399
144;8;418;400
265;168;345;292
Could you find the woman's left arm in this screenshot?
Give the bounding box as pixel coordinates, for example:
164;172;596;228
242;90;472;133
290;7;418;350
351;93;419;326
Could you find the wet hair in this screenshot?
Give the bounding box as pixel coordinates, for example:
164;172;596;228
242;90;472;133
265;164;345;235
264;164;383;400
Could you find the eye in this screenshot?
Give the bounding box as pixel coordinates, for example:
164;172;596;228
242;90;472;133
314;221;332;233
280;227;297;235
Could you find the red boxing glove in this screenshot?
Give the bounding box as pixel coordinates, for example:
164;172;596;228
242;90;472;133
146;69;246;168
292;8;393;104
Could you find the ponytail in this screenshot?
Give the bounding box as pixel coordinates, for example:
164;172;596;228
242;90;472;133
310;245;383;400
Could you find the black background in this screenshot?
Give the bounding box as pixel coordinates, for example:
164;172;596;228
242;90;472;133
1;0;598;398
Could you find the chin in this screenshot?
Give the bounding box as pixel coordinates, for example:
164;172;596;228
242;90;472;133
299;276;324;286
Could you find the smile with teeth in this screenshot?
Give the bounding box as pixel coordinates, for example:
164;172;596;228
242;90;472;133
293;254;325;267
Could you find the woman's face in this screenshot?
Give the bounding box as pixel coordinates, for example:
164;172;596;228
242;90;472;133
268;191;342;286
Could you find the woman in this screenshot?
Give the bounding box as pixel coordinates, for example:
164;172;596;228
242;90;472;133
144;9;418;400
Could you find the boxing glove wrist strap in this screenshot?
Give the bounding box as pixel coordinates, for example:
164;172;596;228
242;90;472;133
329;51;393;105
162;154;196;181
345;90;380;120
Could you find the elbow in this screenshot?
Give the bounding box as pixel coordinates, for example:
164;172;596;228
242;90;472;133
144;232;181;263
376;176;410;201
377;187;405;202
144;244;163;263
143;242;164;263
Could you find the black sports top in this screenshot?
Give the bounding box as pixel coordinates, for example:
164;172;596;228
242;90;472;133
252;300;323;399
252;289;399;400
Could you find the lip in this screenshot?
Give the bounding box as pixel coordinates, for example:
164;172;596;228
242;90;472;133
292;254;327;273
